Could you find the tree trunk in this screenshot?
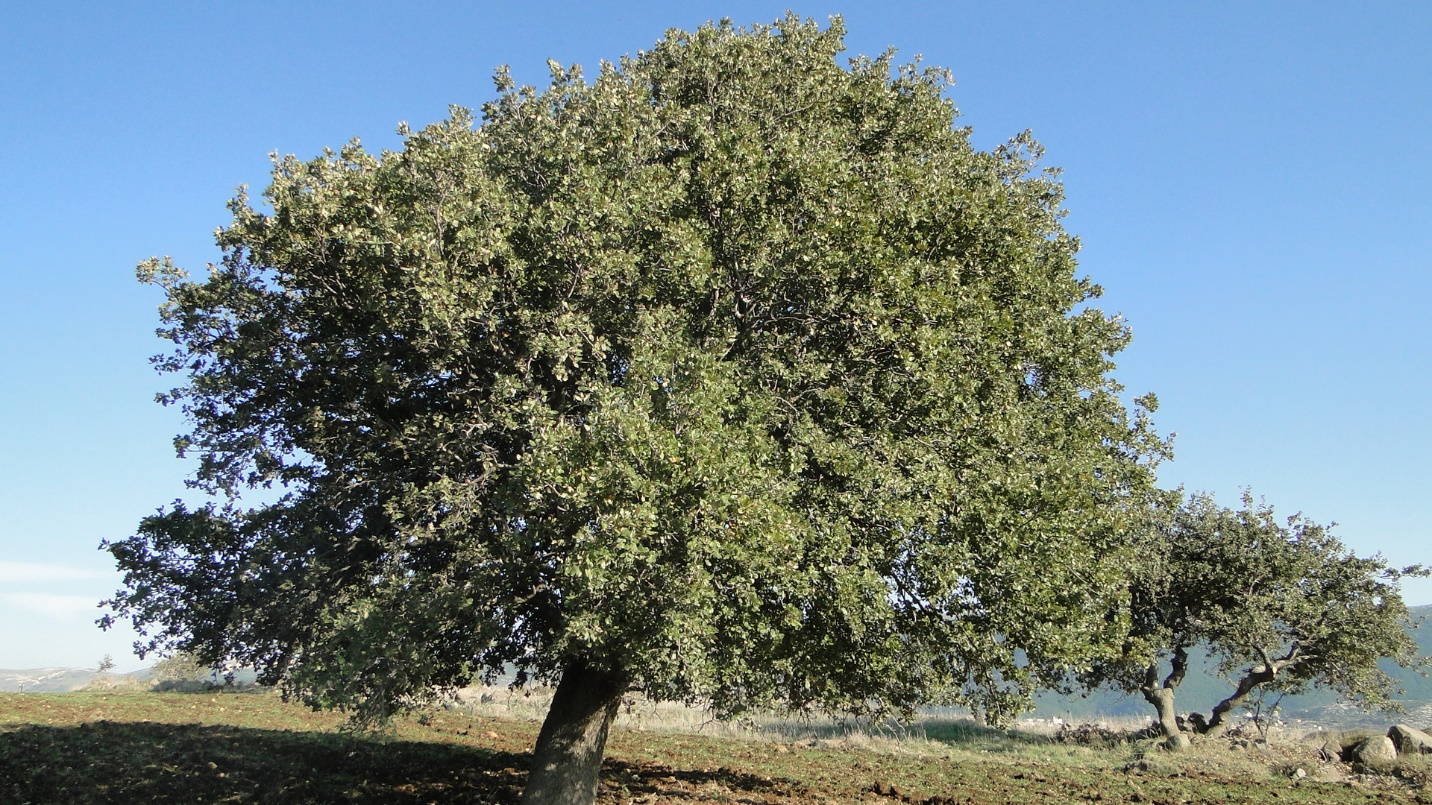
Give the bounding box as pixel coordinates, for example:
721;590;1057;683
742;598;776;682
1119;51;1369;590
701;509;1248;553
1203;666;1274;738
1141;649;1190;750
1142;684;1189;750
521;659;628;805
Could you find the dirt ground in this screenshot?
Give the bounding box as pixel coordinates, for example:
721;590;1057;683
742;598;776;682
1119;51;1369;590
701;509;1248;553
1;692;1429;804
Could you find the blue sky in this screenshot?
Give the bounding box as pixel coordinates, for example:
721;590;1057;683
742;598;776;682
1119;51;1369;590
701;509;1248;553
1;2;1428;672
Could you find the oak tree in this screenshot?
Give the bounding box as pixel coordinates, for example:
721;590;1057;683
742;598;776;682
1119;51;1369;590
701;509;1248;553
105;15;1166;803
1079;492;1426;749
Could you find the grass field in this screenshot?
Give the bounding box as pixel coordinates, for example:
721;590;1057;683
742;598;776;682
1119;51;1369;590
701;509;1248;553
2;690;1429;804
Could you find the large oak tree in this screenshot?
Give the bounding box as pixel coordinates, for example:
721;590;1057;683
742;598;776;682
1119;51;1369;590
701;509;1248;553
105;16;1167;804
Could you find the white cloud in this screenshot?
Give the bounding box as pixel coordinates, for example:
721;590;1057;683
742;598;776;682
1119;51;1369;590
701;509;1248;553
0;562;112;584
0;592;104;621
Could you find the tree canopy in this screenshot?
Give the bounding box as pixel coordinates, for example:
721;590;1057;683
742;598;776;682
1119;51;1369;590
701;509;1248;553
105;15;1168;803
1078;491;1426;749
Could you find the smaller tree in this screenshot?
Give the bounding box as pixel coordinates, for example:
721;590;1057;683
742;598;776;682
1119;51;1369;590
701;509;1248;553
149;651;220;691
1078;491;1427;749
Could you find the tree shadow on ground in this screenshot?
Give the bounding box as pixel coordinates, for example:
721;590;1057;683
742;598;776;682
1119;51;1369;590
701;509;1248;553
0;721;525;804
0;721;808;804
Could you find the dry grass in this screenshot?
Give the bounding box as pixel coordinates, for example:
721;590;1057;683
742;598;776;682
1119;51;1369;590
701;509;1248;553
3;690;1427;804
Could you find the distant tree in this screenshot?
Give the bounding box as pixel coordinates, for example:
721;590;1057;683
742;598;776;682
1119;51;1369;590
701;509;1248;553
1078;491;1426;749
150;651;214;688
95;654;115;675
103;15;1167;804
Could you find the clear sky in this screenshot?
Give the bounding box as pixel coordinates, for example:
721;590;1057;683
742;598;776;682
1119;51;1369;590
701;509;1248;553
2;2;1428;672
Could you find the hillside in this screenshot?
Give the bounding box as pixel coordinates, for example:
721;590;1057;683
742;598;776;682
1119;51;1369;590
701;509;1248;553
2;691;1427;803
0;668;151;693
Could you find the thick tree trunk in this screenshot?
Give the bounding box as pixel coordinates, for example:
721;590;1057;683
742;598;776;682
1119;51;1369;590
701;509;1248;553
521;659;628;805
1142;685;1188;749
1141;649;1190;750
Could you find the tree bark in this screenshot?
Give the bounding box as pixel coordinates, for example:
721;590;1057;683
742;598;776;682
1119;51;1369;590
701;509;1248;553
521;658;628;805
1142;685;1188;749
1141;649;1190;750
1203;666;1275;738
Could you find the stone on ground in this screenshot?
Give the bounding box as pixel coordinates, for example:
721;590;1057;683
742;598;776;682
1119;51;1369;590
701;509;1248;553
1388;724;1432;754
1349;735;1397;765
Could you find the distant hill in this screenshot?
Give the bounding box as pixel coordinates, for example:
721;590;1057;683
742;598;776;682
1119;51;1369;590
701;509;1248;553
1032;604;1432;727
0;667;151;693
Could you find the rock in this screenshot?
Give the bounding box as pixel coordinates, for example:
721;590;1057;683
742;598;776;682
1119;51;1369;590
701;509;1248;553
1315;728;1384;762
1349;736;1397;765
1292;767;1307;779
1388;724;1432;755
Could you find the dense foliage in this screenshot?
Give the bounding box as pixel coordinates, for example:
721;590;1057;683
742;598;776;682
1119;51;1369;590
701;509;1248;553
1079;492;1426;747
104;14;1170;801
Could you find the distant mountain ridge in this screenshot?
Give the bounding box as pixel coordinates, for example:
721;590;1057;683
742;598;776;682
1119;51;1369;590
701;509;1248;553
0;667;151;693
